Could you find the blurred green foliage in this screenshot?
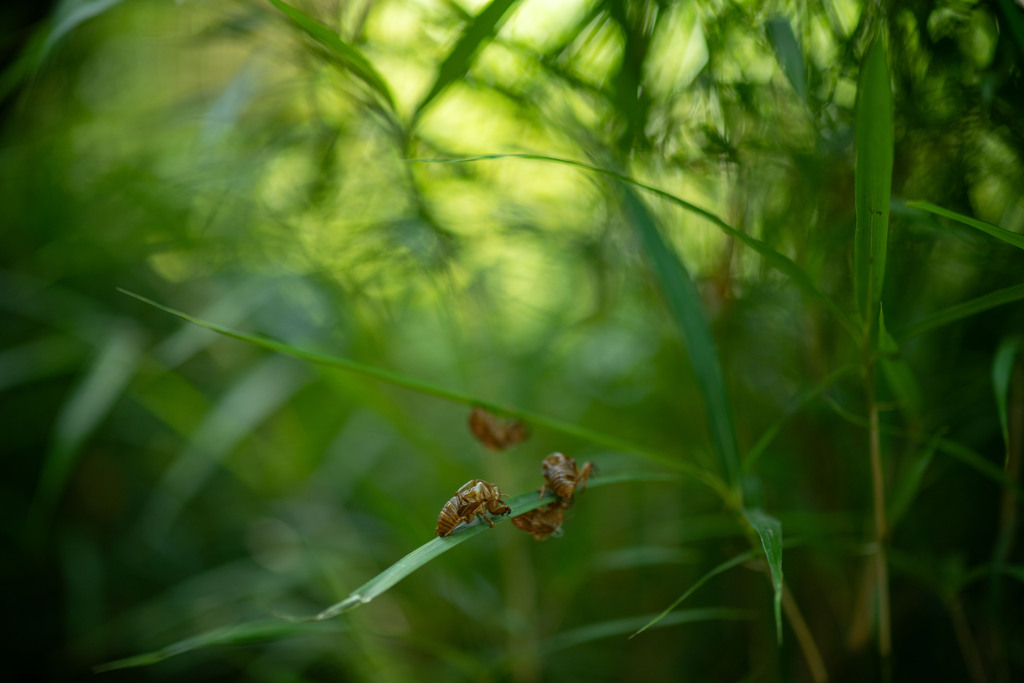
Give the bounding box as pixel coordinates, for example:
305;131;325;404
2;0;1023;681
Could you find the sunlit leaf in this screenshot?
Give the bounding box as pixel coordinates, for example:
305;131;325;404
411;154;858;339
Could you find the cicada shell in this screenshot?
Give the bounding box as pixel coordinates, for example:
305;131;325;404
468;406;529;451
540;452;595;501
511;501;568;541
435;479;511;537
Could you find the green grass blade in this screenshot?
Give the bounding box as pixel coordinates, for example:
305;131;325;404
278;471;678;622
743;508;784;643
893;284;1024;341
27;325;143;538
854;38;894;334
992;336;1020;461
267;0;395;111
545;607;754;653
630;548;762;638
410;154;858;339
878;307;923;417
906;200;1024;251
888;433;941;529
620;186;741;490
996;0;1024;61
117;289;725;494
93;619;344;672
44;0;125;57
412;0;520;123
742;364;859;474
765;17;807;101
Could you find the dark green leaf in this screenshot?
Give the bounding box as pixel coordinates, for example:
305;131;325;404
743;509;784;643
413;0;521;123
854;38;894;336
765;17;807;101
906;200;1024;251
894;284;1024;341
267;0;395;110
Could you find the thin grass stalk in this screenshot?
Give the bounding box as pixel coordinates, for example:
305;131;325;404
865;361;892;669
782;580;829;683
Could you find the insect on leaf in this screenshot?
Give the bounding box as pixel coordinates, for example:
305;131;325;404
854;37;893;339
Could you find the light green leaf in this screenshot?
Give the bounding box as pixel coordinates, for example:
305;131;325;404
854;38;894;336
411;154;858;339
906;200;1024;251
267;0;395;110
743;509;784;643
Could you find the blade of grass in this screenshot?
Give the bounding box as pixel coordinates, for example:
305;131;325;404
620;185;741;492
888;432;941;529
906;200;1024;251
894;284;1024;341
277;471;680;622
410;154;858;339
742;363;859;474
992;336;1020;456
744;508;784;643
267;0;395;111
412;0;521;124
854;37;893;336
766;16;807;102
117;289;725;495
27;325;143;540
543;607;754;654
93;619;345;673
44;0;125;57
879;307;923;418
630;548;762;637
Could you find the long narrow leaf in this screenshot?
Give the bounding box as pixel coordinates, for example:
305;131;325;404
744;508;784;643
286;471;678;622
992;336;1020;456
94;619;345;672
630;548;761;637
544;607;753;653
411;154;858;339
906;200;1024;251
765;17;807;101
412;0;521;123
854;38;894;335
620;186;741;489
28;325;143;538
117;289;725;494
894;284;1024;341
267;0;395;110
888;433;941;529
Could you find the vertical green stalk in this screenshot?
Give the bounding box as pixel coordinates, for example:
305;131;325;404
855;36;894;667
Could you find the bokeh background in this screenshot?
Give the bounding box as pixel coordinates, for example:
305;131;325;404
2;0;1023;680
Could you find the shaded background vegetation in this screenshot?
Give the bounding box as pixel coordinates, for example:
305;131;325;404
2;0;1023;680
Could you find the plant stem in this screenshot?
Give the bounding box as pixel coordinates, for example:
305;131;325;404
865;361;892;670
782;580;829;683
